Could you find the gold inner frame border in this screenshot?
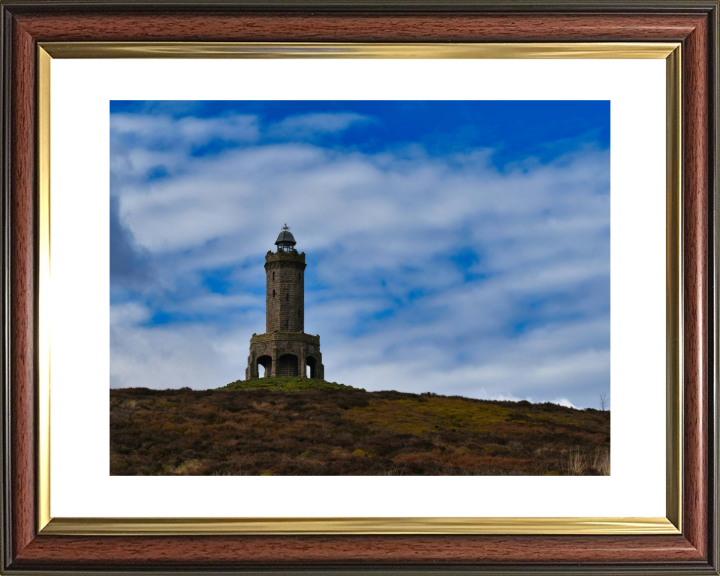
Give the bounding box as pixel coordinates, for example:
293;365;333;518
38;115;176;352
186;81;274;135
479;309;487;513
36;41;682;536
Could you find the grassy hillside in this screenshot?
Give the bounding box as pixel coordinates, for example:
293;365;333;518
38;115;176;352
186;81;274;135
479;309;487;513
220;376;361;392
110;381;610;476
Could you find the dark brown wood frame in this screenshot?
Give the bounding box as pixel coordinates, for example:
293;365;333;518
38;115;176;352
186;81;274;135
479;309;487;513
1;1;718;573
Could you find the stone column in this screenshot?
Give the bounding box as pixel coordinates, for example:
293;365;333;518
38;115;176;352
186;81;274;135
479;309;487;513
245;355;254;380
270;348;277;377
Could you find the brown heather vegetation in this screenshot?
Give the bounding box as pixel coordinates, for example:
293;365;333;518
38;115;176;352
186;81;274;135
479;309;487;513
110;383;610;476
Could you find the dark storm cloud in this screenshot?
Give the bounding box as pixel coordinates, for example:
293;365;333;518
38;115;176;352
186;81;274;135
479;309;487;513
110;192;151;289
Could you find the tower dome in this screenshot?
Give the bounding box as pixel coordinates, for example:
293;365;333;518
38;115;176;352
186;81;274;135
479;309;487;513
275;224;296;252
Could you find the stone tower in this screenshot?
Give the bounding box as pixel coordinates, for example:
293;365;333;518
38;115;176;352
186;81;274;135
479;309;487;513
245;226;324;380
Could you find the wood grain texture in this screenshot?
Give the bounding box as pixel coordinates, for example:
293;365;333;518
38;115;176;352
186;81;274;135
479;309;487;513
2;4;717;573
10;534;706;566
682;13;710;560
14;12;703;42
10;18;37;562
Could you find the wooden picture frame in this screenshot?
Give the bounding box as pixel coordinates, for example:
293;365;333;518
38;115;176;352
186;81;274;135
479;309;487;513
1;1;718;573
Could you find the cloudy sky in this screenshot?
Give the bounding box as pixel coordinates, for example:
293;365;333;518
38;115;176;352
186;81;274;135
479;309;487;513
110;100;610;409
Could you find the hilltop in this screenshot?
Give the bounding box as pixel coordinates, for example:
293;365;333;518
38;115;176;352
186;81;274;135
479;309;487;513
219;376;361;392
110;381;610;476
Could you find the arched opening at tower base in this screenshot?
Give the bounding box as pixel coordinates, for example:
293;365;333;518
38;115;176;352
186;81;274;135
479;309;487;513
257;355;272;378
277;354;299;377
306;356;317;379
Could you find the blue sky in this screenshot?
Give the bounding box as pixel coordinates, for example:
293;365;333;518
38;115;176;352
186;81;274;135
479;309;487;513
110;100;610;409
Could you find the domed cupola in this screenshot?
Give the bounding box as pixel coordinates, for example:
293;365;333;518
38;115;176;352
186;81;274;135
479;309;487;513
275;224;296;252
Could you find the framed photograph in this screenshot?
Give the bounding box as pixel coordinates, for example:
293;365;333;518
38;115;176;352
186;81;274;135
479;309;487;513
1;1;718;574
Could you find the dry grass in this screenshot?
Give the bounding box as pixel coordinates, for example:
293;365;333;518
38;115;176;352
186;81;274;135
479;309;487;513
561;450;589;476
592;447;611;475
561;447;610;476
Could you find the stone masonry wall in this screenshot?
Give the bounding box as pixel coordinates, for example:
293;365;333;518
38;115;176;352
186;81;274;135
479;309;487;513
246;333;324;380
265;250;306;334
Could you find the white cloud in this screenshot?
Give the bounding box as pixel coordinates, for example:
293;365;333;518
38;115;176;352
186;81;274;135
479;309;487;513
111;113;260;147
268;112;372;139
110;302;151;327
551;398;578;409
111;322;252;389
